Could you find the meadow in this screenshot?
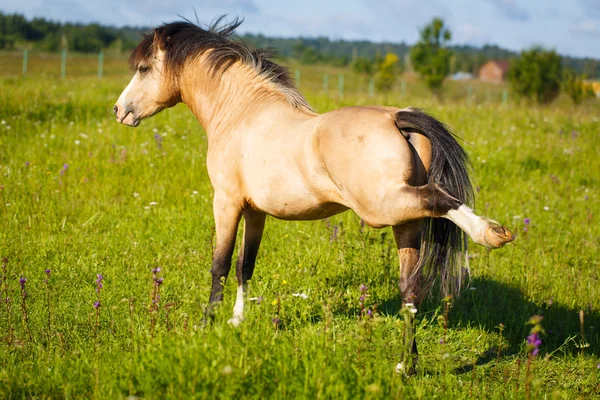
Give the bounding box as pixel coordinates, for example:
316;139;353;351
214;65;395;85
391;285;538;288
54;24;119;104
0;52;599;399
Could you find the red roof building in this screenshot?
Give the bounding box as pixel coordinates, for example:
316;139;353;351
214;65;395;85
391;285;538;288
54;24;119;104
479;60;510;83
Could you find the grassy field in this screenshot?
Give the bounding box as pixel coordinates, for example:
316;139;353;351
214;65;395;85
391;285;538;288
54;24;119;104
0;52;599;399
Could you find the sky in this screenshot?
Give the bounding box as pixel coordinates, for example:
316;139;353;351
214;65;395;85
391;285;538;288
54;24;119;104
1;0;599;59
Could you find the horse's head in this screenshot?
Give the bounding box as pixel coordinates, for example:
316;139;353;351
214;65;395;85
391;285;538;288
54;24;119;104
114;30;182;127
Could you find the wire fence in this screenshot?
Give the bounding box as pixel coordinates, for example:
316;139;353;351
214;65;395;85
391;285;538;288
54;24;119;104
2;49;513;105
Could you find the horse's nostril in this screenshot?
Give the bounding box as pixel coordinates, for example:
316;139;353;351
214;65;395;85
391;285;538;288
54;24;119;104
113;105;119;114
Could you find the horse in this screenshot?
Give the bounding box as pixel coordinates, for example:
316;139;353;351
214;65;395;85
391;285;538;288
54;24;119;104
113;17;515;372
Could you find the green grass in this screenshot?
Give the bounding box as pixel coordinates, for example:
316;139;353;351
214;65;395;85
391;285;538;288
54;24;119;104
0;54;599;399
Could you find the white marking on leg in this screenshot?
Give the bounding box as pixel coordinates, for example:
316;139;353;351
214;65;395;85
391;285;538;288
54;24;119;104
444;205;488;245
228;284;246;327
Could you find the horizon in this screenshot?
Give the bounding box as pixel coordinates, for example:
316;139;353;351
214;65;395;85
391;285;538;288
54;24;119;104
1;0;599;59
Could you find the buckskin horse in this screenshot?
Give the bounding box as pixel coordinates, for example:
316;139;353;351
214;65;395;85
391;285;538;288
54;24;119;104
113;17;515;372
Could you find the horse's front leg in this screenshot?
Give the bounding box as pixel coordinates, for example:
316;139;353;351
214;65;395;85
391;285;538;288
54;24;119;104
206;197;243;320
393;221;423;375
228;209;266;326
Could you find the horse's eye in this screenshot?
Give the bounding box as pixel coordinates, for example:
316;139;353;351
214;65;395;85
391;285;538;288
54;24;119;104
138;66;150;74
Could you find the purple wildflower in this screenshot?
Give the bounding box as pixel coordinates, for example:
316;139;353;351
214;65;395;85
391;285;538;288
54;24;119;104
19;277;26;290
359;219;365;233
152;267;161;274
95;274;103;293
257;296;263;305
439;338;445;344
154;133;163;150
60;164;68;176
571;130;579;139
524;218;530;226
93;300;101;309
272;317;280;325
45;269;51;275
330;225;339;241
154;277;164;286
527;332;542;356
359;284;367;293
367;309;373;318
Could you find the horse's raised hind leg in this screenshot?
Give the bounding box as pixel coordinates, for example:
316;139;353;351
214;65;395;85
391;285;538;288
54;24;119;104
205;198;243;322
393;221;423;375
380;182;514;248
228;209;266;327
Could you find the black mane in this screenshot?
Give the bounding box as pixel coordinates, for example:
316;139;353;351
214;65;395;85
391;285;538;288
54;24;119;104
129;17;310;110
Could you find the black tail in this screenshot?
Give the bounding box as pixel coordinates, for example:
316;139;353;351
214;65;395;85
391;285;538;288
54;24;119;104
394;108;474;298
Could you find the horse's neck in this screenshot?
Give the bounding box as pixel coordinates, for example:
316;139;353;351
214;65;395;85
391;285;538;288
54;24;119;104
180;62;313;138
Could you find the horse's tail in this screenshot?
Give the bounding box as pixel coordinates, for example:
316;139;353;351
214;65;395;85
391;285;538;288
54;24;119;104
394;107;474;298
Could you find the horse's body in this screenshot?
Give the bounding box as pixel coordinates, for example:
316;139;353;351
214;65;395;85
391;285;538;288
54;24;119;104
213;105;428;224
114;18;514;372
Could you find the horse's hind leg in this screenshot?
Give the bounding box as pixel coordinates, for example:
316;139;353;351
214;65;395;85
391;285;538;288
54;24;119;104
228;209;266;326
393;221;423;374
381;182;514;248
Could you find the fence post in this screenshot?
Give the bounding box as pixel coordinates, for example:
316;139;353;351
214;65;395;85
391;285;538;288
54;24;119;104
22;49;28;77
369;77;375;97
61;48;67;79
323;73;329;91
98;50;104;79
338;74;344;98
295;68;300;87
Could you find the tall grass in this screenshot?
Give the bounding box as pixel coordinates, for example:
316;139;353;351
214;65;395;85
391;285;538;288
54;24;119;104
0;54;599;398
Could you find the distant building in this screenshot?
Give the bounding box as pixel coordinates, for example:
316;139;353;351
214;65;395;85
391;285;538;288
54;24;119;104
479;60;510;83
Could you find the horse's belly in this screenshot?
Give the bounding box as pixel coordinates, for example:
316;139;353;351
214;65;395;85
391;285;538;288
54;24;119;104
250;184;348;220
266;200;348;220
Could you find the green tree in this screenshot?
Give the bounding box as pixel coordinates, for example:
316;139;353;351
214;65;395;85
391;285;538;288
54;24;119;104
410;17;452;94
375;52;399;93
508;47;562;104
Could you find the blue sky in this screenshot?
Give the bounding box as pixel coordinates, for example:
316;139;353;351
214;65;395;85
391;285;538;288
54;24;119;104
1;0;599;59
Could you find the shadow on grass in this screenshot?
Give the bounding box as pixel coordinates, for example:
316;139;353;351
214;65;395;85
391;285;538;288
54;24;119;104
377;277;599;370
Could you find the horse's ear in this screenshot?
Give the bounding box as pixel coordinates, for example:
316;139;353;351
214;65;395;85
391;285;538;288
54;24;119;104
153;30;168;51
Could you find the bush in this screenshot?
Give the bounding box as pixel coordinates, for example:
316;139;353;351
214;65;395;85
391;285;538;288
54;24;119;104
352;57;375;76
562;69;585;105
508;47;562;104
375;53;399;93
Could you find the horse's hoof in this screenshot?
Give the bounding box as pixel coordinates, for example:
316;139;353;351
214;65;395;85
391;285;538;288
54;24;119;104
395;362;417;376
482;221;515;248
227;315;243;327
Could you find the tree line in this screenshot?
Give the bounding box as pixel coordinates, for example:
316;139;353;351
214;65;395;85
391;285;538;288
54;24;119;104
1;11;599;80
0;12;141;52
